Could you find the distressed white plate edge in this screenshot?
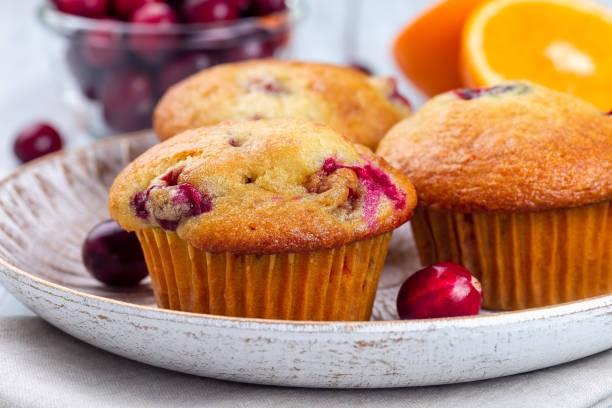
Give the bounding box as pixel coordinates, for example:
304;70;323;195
1;259;611;388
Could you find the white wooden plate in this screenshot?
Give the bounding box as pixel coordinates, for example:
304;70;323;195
0;133;610;388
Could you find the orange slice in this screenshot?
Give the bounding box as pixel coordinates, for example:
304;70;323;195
393;0;488;97
462;0;612;111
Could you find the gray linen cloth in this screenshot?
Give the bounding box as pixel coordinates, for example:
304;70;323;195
0;317;610;408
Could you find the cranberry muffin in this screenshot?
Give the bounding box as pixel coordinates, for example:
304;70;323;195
377;81;612;310
153;59;412;150
109;119;416;320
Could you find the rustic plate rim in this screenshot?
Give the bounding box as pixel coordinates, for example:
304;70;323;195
0;133;611;332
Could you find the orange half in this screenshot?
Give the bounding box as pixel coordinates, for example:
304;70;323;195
393;0;488;97
462;0;612;111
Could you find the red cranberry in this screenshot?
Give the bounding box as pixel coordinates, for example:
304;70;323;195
82;219;148;286
13;123;63;163
157;52;214;93
453;88;482;100
396;262;482;319
130;1;178;23
320;158;406;230
232;0;251;12
245;75;284;93
100;70;155;131
225;37;276;61
112;0;159;19
81;20;123;67
182;0;239;23
66;37;101;99
247;0;285;15
160;167;183;185
53;0;109;18
453;84;519;100
131;183;213;231
129;2;179;62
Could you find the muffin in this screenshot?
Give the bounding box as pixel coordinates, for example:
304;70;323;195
109;119;417;320
153;59;412;150
377;81;612;310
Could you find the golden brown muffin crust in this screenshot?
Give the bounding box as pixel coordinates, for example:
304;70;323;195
377;81;612;212
153;59;411;149
109;119;416;253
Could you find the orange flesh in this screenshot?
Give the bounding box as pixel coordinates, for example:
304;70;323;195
466;1;612;111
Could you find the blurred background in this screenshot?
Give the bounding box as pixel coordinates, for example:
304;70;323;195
0;0;438;174
2;0;612;173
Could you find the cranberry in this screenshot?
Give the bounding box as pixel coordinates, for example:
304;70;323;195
157;52;214;93
81;20;123;67
453;84;518;100
232;0;251;12
131;182;213;231
396;262;482;319
112;0;159;19
130;1;178;22
247;0;285;15
100;69;154;131
320;158;406;230
245;75;284;93
53;0;109;18
66;37;100;99
225;37;276;61
182;0;239;23
606;110;612;116
82;219;148;286
13;123;63;163
129;2;179;62
160;167;183;185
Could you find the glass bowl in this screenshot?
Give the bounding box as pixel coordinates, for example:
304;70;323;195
38;1;300;137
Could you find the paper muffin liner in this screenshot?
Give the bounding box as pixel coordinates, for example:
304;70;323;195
410;201;612;310
135;228;392;321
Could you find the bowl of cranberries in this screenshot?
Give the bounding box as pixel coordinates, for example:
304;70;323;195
38;0;298;135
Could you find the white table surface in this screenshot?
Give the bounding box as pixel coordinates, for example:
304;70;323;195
1;1;611;406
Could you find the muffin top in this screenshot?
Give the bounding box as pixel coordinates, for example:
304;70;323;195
109;119;416;253
153;59;411;149
377;81;612;212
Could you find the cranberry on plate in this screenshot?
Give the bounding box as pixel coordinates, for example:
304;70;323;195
82;219;148;286
396;262;483;319
13;123;63;163
53;0;109;18
100;69;155;131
